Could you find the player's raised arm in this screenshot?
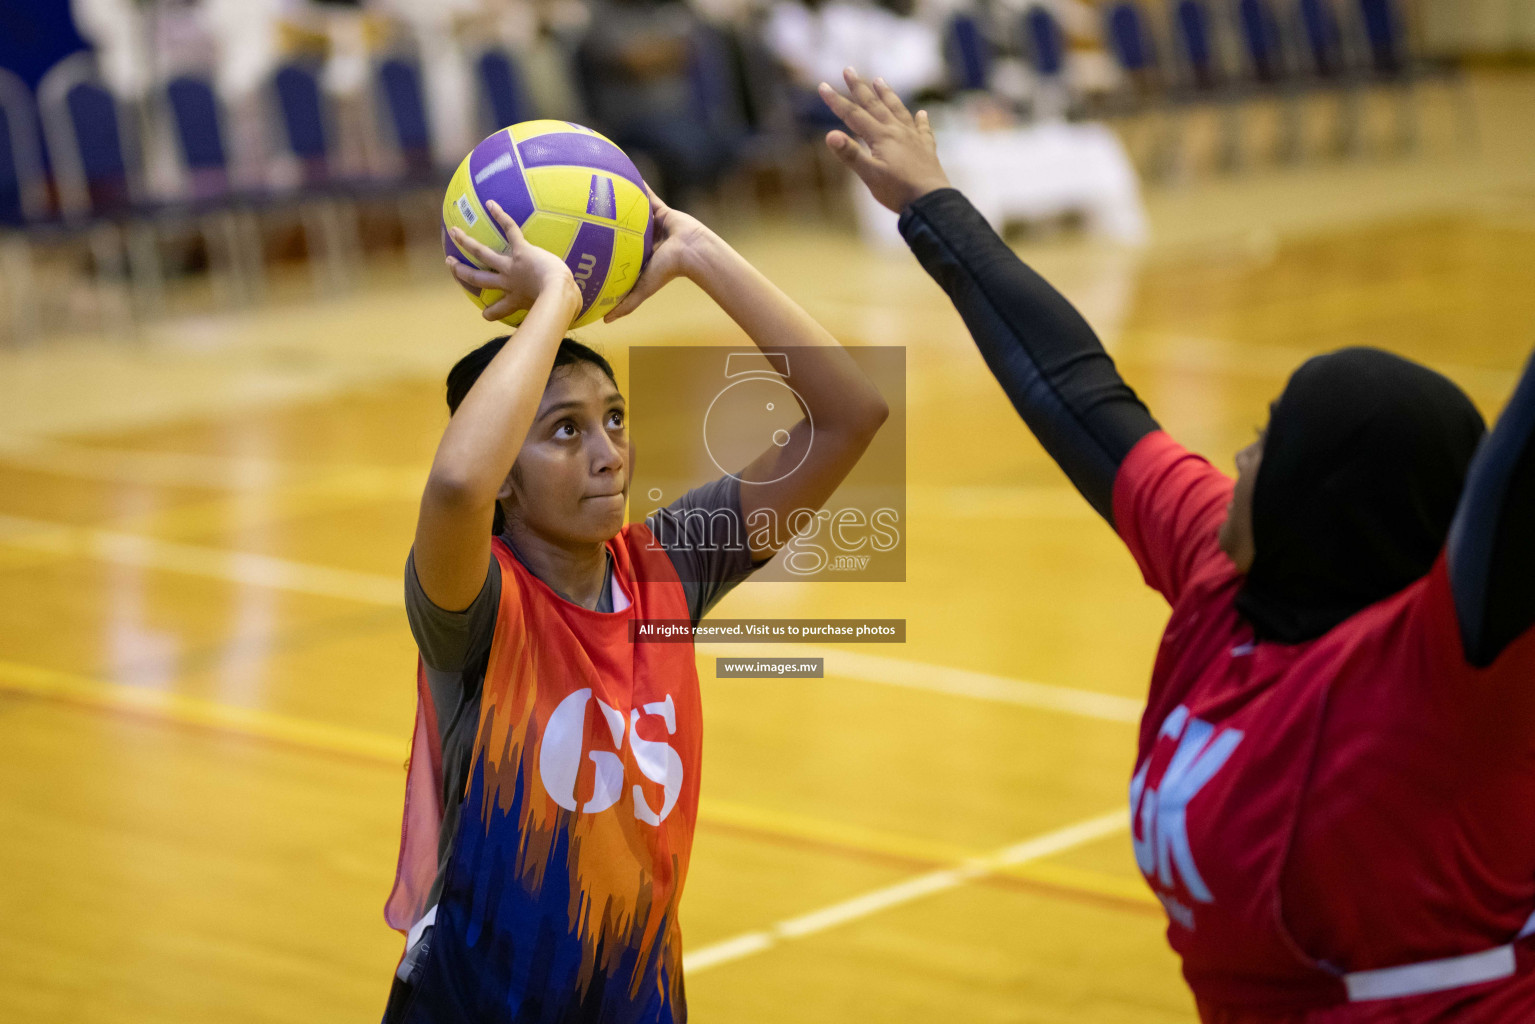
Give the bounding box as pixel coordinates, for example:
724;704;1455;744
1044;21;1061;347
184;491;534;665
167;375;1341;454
1449;346;1535;668
414;202;583;611
606;185;889;562
819;68;1158;527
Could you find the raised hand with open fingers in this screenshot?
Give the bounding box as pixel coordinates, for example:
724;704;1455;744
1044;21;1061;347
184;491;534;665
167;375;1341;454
818;67;951;214
446;199;577;324
604;183;714;323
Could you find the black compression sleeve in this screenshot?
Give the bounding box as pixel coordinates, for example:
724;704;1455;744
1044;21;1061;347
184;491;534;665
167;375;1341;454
897;189;1158;525
1448;348;1535;668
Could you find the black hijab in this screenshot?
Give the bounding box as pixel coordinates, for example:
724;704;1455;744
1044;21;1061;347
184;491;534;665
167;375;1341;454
1235;347;1486;644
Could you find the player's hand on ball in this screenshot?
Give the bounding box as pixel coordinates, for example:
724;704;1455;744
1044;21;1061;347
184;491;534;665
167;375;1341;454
604;183;714;323
819;67;951;215
446;200;578;322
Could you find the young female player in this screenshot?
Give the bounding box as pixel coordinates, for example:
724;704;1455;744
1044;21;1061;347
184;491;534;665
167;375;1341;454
822;69;1535;1022
381;192;888;1023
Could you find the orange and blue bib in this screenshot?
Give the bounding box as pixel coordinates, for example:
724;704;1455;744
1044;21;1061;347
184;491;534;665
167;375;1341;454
387;525;701;1023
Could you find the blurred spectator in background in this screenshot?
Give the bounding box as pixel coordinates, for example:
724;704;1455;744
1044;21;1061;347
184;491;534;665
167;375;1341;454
764;0;945;108
70;0;150;101
687;0;760;30
375;0;480;168
306;0;375;181
765;0;946;98
579;0;736;204
202;0;286;187
1006;0;1118;106
483;0;592;123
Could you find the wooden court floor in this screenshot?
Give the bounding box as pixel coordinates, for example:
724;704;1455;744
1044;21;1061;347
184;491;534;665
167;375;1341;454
2;76;1534;1024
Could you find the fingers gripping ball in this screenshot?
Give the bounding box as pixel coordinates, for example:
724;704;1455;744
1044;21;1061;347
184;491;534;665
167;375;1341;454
442;121;654;328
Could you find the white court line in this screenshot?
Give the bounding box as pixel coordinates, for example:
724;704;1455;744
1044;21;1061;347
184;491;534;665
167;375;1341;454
0;515;400;606
684;809;1127;974
0;438;312;491
0;514;1142;723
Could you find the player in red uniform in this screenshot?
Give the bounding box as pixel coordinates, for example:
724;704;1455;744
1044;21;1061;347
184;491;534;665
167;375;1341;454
822;69;1535;1021
382;191;888;1023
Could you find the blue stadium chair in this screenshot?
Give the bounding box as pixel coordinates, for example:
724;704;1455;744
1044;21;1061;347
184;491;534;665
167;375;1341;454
0;106;23;231
1102;2;1184;177
165;75;224;180
269;59;366;291
1350;0;1472;152
1103;2;1170;118
272;61;334;188
1356;0;1412;153
1294;0;1365;154
1355;0;1414;151
1108;3;1158;84
46;62;134;217
1024;5;1066;78
1019;4;1075;120
1173;0;1221;93
162;73;272;304
475;48;531;134
373;55;450;275
0;68;47;228
1298;0;1345;77
946;13;993;93
1237;0;1289;84
165;75;229;193
1357;0;1403;75
1235;0;1305;160
376;56;435;180
36;52;163;323
1169;0;1246;169
0;66;54;342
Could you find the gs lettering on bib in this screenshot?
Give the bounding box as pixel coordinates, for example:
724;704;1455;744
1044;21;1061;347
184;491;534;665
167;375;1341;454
538;688;684;824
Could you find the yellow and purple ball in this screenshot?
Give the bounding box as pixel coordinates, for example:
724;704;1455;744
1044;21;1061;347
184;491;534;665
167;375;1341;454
442;120;653;328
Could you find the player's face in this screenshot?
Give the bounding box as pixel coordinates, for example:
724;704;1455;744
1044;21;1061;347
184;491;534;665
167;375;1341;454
1219;428;1264;573
503;363;629;545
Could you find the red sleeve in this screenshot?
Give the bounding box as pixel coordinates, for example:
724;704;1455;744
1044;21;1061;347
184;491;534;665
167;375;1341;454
1112;431;1236;606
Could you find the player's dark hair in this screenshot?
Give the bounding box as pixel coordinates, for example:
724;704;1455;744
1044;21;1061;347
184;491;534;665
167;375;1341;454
445;335;620;535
